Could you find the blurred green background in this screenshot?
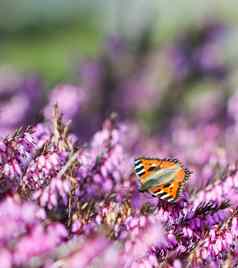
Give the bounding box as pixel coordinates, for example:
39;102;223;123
1;0;238;85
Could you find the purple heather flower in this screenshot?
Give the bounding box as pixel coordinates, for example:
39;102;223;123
57;213;163;268
164;119;228;192
192;167;238;207
21;149;68;192
11;108;76;214
0;249;11;268
121;214;165;267
75;116;134;200
14;223;67;265
33;123;51;148
51;234;112;268
32;175;71;210
0;195;45;241
0;127;43;194
195;42;224;73
169;22;227;81
0;194;67;267
79;59;103;90
44;83;100;140
117;74;162;114
44;84;88;122
70;194;132;239
189;212;238;267
153;200;230;262
29;147;77;210
0;71;44;137
0;94;30;129
129;252;159;268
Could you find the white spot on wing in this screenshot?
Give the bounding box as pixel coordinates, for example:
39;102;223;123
134;159;141;165
136;169;145;175
160;194;170;200
135;163;144;169
167;197;174;202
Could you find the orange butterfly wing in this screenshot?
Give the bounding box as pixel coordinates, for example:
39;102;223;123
149;166;187;200
135;158;176;183
134;157;191;202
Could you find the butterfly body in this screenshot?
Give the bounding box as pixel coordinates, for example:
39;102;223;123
134;157;191;203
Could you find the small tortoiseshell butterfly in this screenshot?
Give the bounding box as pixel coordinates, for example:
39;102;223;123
134;157;192;203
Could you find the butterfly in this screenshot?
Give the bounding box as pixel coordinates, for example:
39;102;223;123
134;157;192;203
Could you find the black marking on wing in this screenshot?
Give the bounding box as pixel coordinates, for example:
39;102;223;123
152;191;174;203
134;160;146;177
135;165;144;173
153;191;166;197
163;181;172;188
135;166;144;172
148;166;157;172
138;171;145;176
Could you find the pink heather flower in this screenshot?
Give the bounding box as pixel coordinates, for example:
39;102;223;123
79;59;103;90
0;72;44;137
0;194;67;267
44;84;99;140
118;74;162;114
21;149;68;192
0;127;43;194
14;223;67;265
129;253;159;268
0;195;45;242
33;123;51;148
190;212;238;266
44;84;88;121
119;214;166;267
0;94;30;127
76;117;133;200
32;176;71;210
52;234;111;268
192;167;238;207
71;194;132;237
21;139;75;211
19;108;79;211
0;249;11;268
168;22;226;81
161;119;228;192
153;199;230;261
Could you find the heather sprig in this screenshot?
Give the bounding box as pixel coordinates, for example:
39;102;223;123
48;233;113;268
192;164;238;207
75;114;134;201
0;126;43;195
0;194;67;267
20;106;79;214
188;209;238;267
147;199;231;263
